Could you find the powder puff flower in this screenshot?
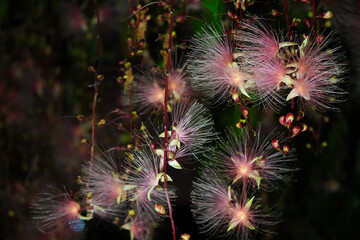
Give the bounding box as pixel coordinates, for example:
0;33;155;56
132;69;166;115
169;100;217;155
191;170;277;239
81;153;134;220
210;127;295;191
168;66;192;101
141;101;216;169
124;147;175;225
285;34;347;113
132;66;191;115
187;25;256;104
191;169;232;236
31;189;84;233
253;57;293;111
121;214;151;240
237;19;292;63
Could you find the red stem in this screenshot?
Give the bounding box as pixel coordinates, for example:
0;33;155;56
284;0;294;109
129;87;133;143
85;0;101;196
163;1;176;240
284;0;290;38
312;0;316;28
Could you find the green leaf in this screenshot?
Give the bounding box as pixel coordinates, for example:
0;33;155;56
245;221;255;230
121;222;131;230
168;159;182;169
147;186;156;201
250;156;263;165
78;215;92;221
227;218;239;232
93;205;105;213
124;184;137;191
245;196;255;210
169;138;180;148
156;172;164;183
155;149;164;157
160;174;173;182
202;0;225;23
249;170;262;189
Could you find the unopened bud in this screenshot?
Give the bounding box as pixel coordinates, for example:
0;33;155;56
232;92;240;103
271;9;281;16
301;123;308;132
279;115;285;125
242;109;249;118
291;126;301;138
285;112;294;128
235;121;245;128
296;111;305;121
272;139;280;150
282;145;290;154
96;74;104;82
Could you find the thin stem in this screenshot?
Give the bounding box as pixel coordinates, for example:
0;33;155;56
163;1;176;240
85;0;101;196
284;0;290;38
312;0;316;27
129;87;133;143
284;0;294;109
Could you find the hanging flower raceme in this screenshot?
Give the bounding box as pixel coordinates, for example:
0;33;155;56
80;153;135;220
31;189;86;233
191;170;277;239
187;25;256;104
210;127;295;191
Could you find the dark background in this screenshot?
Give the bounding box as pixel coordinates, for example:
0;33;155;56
1;0;360;239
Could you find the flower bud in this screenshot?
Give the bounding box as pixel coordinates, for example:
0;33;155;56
285;112;294;128
291;126;301;138
272;139;280;150
296;111;305;121
282;145;290;154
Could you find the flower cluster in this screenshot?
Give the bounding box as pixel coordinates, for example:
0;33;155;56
31;4;347;238
187;20;346;114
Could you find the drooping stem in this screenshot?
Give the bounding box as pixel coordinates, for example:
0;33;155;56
312;0;316;27
284;0;294;109
163;1;176;239
85;0;101;195
284;0;290;38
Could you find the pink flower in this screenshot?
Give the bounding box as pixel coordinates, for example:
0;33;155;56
132;66;191;115
254;57;291;111
212;127;295;190
31;189;83;233
191;170;276;239
187;25;256;103
170;101;217;155
133;69;165;114
191;170;232;236
285;34;346;113
81;153;130;220
168;66;192;101
237;19;284;63
121;215;151;240
124;147;175;225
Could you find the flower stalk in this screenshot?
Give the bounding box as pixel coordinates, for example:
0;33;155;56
163;0;176;239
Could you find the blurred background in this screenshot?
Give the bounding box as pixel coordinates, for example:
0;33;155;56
1;0;360;239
